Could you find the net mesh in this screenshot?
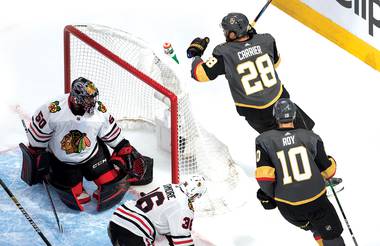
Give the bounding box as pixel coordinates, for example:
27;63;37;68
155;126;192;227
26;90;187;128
66;24;249;215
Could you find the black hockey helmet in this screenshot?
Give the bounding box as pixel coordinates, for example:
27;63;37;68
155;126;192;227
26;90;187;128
273;98;297;123
221;13;255;41
70;77;99;114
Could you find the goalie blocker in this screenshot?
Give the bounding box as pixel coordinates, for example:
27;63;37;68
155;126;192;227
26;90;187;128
19;143;50;186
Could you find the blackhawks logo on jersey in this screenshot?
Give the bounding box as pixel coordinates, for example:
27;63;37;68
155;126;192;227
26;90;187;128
97;101;107;113
60;130;91;154
48;101;61;113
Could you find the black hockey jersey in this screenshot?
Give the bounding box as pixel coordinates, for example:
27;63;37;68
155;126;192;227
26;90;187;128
255;128;336;205
191;33;282;109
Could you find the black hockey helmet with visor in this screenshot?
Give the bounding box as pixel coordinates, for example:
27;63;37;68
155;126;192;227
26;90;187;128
70;77;99;114
221;12;255;41
273;98;297;123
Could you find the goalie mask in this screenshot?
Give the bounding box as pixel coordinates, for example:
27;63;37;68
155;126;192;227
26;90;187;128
221;12;255;41
70;77;99;114
179;175;207;202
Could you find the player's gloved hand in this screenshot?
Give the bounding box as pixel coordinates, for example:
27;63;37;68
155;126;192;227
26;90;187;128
126;156;147;183
110;139;146;181
28;145;50;177
187;37;210;58
257;188;277;210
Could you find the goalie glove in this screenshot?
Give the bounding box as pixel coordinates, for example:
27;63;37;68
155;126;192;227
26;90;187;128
187;37;210;58
257;189;277;210
109;139;146;182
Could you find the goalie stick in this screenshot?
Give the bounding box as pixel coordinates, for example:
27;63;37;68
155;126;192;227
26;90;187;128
43;179;64;233
21;119;63;233
0;178;52;246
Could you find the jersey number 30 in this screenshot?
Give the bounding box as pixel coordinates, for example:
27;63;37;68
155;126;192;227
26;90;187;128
237;54;277;95
276;146;312;185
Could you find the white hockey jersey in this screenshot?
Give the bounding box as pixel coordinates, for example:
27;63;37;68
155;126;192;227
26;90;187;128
27;94;124;164
111;184;194;246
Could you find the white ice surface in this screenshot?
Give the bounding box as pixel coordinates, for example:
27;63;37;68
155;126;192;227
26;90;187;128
1;0;380;245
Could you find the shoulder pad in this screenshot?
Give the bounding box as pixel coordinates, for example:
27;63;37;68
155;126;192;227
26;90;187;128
97;101;107;113
261;33;275;41
48;101;62;113
213;43;227;56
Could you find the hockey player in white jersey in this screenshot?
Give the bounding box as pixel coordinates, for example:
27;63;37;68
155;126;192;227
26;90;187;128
20;77;153;211
108;175;207;246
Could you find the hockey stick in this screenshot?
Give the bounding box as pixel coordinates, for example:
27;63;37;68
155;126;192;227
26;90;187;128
251;0;273;26
327;180;359;246
0;178;52;246
21;119;64;233
43;179;64;233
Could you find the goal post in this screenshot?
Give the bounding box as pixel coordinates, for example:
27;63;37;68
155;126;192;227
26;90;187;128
63;24;250;215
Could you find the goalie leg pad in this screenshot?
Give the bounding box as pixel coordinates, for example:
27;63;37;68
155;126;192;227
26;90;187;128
93;169;119;200
19;143;50;186
129;156;154;186
49;181;85;211
96;172;130;211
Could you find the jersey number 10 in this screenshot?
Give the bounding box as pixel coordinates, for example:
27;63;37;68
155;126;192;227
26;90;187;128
237;54;277;96
276;146;312;185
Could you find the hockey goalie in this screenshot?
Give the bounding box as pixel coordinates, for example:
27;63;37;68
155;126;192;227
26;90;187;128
20;77;153;211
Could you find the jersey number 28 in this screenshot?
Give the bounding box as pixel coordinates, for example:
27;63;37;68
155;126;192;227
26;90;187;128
237;54;277;95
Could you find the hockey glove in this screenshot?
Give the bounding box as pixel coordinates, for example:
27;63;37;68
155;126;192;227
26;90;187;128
20;143;50;186
28;145;50;177
109;139;147;181
187;37;210;58
257;189;277;210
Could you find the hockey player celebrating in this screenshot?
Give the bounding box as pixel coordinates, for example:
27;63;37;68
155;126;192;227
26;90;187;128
187;12;314;133
108;175;207;246
21;77;153;211
255;98;345;245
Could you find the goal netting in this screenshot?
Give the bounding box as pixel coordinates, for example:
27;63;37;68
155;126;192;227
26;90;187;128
64;24;250;215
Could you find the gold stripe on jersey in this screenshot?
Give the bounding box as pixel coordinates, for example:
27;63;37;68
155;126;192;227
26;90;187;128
321;157;336;180
255;166;276;181
235;85;283;109
316;238;323;246
274;188;326;206
194;62;211;82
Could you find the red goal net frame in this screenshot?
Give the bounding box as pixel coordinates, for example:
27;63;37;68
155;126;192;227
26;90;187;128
63;25;180;183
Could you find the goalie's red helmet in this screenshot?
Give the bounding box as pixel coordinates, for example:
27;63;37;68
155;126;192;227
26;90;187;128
70;77;99;114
